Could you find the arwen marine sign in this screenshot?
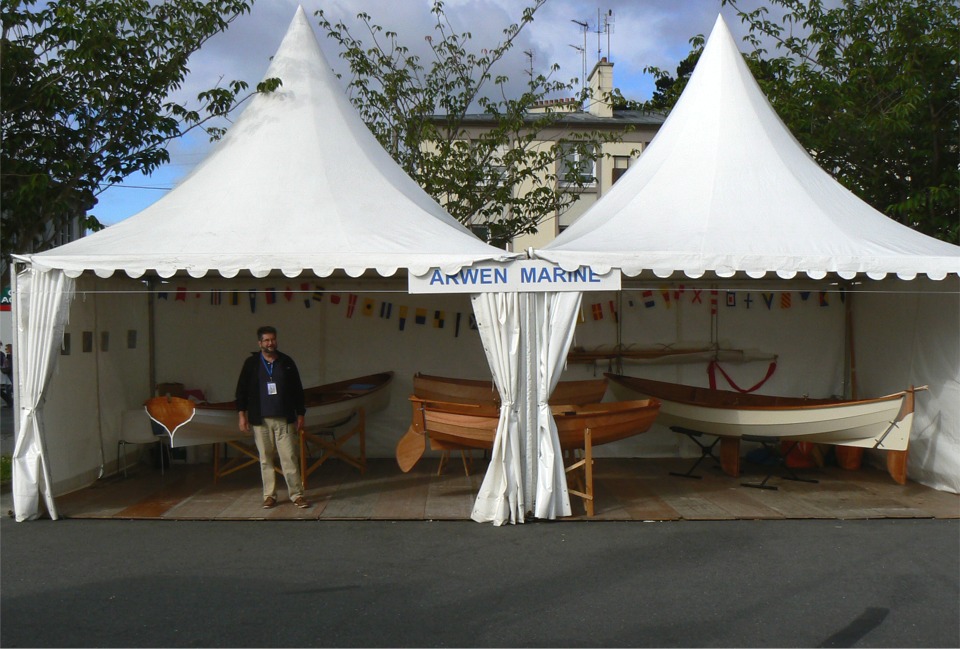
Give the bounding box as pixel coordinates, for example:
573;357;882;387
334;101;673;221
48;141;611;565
409;261;620;294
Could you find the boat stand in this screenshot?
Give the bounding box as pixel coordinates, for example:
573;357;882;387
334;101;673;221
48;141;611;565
213;440;278;483
669;427;722;479
740;435;819;490
300;408;367;489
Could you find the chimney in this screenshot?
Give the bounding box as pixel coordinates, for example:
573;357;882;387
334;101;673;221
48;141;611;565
587;58;613;117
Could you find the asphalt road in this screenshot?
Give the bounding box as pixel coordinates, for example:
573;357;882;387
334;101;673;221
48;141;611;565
1;515;957;648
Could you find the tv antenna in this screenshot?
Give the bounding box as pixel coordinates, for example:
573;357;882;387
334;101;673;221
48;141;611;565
523;49;535;86
595;9;614;62
570;19;588;95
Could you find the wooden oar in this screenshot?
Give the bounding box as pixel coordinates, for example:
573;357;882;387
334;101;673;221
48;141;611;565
395;425;425;473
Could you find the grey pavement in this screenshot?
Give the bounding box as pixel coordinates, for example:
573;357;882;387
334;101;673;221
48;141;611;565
1;404;958;647
1;514;958;648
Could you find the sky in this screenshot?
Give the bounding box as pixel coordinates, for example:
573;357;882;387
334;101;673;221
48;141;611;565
93;0;773;226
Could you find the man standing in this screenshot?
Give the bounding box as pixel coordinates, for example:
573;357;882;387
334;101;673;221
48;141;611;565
236;326;309;509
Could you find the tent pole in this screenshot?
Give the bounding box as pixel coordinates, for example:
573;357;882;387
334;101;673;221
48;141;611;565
615;290;623;375
10;262;21;437
845;286;857;399
92;287;106;477
147;278;156;396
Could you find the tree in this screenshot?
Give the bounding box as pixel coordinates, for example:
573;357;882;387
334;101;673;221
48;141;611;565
721;0;959;243
641;36;704;112
316;0;619;245
1;0;281;261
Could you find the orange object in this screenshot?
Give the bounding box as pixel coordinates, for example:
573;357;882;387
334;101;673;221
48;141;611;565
782;441;816;469
835;445;864;470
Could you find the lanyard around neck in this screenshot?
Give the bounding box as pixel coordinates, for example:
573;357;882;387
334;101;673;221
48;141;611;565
261;353;276;379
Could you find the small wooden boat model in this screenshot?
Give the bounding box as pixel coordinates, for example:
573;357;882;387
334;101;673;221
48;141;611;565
605;373;924;484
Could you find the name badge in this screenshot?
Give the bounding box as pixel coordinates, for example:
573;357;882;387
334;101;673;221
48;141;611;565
266;382;277;395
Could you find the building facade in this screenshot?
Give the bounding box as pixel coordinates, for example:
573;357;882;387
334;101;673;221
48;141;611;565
432;59;665;250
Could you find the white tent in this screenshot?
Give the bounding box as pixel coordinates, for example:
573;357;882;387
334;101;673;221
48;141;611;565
24;7;512;280
10;7;523;521
535;16;960;491
539;16;960;281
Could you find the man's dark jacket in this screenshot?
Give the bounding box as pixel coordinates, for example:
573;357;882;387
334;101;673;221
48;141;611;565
235;351;306;425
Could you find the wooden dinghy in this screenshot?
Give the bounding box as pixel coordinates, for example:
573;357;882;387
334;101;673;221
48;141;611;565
605;373;923;484
413;398;662;455
170;371;394;448
409;373;608;407
402;397;661;515
395;373;609;474
134;372;392;450
137;372;393;484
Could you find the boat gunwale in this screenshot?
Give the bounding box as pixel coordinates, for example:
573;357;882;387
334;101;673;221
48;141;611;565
196;371;394;411
605;373;909;413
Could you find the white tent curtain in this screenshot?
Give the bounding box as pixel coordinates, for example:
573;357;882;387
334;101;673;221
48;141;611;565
532;291;582;519
12;267;75;521
470;292;526;525
469;291;583;524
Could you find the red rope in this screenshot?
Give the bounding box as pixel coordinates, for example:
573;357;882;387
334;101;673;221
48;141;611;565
708;360;777;393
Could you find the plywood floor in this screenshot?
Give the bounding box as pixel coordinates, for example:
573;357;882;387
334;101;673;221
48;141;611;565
54;454;959;521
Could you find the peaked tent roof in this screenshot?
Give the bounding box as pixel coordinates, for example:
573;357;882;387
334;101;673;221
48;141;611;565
535;15;960;281
21;7;518;279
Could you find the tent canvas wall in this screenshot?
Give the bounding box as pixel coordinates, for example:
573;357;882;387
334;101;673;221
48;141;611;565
534;15;960;492
10;7;521;521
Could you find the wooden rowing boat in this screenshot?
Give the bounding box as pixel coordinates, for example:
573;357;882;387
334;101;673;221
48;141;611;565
158;371;394;448
406;397;661;516
410;373;609;407
605;373;923;484
551;400;663;451
395;373;610;473
405;397;661;456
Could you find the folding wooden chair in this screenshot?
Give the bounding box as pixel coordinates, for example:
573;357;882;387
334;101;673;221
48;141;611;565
299;407;367;489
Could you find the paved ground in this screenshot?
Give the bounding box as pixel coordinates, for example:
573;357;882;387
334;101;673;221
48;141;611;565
3;406;958;647
1;514;957;648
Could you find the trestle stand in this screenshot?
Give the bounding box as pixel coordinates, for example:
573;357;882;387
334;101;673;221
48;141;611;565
740;435;819;490
669;426;722;479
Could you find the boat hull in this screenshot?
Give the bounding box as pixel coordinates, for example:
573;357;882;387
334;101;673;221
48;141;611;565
423;399;662;451
606;374;915;452
552;400;662;450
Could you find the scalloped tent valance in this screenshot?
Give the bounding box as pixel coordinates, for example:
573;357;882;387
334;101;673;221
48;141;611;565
535;15;960;281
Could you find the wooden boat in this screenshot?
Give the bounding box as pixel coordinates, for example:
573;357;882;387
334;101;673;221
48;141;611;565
148;371;394;448
552;400;663;450
410;373;608;407
404;397;661;516
605;373;923;484
396;373;610;474
418;399;660;451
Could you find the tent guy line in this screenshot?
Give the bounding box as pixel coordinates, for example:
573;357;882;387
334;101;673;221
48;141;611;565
24;285;959;296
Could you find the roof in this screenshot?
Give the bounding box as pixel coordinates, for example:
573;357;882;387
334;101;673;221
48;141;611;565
431;109;666;129
20;7;519;279
535;15;960;281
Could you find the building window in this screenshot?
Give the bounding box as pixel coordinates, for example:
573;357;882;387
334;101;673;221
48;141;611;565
470;224;490;241
612;156;630;184
558;144;596;186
